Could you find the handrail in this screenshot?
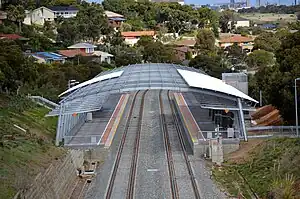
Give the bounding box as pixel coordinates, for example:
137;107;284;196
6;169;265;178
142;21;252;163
28;95;58;108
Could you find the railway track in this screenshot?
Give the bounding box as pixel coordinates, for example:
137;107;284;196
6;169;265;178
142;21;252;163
105;90;147;199
159;90;179;199
159;90;201;199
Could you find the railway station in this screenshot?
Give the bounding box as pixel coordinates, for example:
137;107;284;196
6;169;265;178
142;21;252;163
47;63;258;198
48;63;257;147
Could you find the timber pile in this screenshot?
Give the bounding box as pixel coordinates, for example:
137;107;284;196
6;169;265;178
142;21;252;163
251;105;283;126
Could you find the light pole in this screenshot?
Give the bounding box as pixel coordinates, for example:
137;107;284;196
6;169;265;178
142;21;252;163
68;79;79;89
295;78;300;137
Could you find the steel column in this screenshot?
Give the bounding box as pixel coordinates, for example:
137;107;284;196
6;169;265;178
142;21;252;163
238;98;247;141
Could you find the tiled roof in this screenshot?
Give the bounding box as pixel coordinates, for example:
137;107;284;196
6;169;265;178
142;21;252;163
219;35;254;43
105;11;124;18
174;39;196;47
174;46;189;53
121;31;155;37
58;50;88;58
0;34;26;40
48;6;78;11
68;43;96;49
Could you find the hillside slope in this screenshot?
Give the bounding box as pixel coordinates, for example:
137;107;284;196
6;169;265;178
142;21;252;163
213;138;300;198
0;95;66;198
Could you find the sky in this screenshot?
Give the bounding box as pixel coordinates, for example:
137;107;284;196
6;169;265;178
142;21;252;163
90;0;295;7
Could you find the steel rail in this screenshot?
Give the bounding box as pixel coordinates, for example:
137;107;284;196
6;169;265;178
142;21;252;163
159;90;180;199
105;91;141;199
167;90;201;199
126;90;148;199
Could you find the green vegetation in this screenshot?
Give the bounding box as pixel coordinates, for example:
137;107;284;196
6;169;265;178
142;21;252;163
0;94;66;198
213;138;300;198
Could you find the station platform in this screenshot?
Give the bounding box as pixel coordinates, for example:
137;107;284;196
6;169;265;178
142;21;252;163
65;94;129;147
173;92;205;149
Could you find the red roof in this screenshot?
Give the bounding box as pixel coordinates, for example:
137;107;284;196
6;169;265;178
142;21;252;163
121;31;155;37
219;35;254;43
0;34;26;40
58;50;89;58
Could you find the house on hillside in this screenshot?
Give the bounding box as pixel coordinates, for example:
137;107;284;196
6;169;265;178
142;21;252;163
48;6;78;19
121;31;156;46
0;11;7;24
217;35;254;51
0;34;28;40
68;42;97;54
105;11;126;31
23;6;78;26
23;7;55;26
29;52;66;64
59;43;113;64
173;38;198;61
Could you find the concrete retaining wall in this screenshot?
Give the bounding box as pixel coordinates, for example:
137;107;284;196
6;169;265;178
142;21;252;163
20;150;84;199
195;139;240;158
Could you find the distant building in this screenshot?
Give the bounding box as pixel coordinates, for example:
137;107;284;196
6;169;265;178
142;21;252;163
0;34;28;40
68;42;97;54
228;16;250;29
63;43;114;64
259;23;277;30
23;7;55;26
29;52;66;64
105;11;126;31
222;72;248;94
173;38;198;61
218;35;254;51
121;31;156;46
48;6;78;19
23;6;78;26
0;11;7;24
150;0;184;5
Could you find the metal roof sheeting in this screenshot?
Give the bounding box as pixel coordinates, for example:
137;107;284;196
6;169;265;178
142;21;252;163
177;69;258;103
49;63;257;116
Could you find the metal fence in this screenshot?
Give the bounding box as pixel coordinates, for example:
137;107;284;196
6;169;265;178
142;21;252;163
197;129;240;141
247;126;299;138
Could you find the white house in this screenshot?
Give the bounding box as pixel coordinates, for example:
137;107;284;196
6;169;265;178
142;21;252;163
228;16;250;30
23;7;54;26
48;6;78;19
23;6;78;26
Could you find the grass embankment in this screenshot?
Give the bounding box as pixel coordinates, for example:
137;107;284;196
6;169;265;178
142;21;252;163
213;138;300;199
0;95;66;198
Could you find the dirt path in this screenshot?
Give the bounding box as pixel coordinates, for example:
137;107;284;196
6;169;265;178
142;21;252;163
226;139;264;164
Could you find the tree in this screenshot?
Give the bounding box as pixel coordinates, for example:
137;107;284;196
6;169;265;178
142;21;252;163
136;35;153;47
189;54;228;78
195;28;216;54
254;32;281;52
219;10;233;33
246;50;275;69
114;46;142;67
142;41;178;63
103;31;125;47
120;22;132;32
57;18;79;46
75;2;112;42
249;31;300;123
165;9;190;35
6;5;26;32
0;40;38;93
224;43;247;70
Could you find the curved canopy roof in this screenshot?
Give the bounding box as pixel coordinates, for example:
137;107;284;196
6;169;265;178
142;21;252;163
48;63;257;116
